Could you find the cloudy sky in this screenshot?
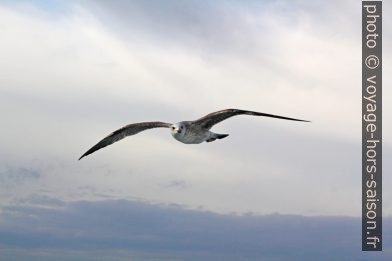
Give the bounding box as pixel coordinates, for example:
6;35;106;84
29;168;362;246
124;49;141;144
0;0;391;259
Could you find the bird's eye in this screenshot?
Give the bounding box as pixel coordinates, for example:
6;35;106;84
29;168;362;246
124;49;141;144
180;126;183;129
171;126;175;130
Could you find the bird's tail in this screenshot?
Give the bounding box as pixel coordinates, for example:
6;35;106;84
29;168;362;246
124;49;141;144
206;133;229;143
215;133;229;139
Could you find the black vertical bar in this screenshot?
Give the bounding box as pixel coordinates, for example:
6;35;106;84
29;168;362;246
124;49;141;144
362;1;382;251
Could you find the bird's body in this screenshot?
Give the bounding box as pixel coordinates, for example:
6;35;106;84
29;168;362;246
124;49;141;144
79;109;309;160
170;121;225;144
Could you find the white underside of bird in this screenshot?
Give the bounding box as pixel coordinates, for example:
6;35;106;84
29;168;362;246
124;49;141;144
79;108;309;160
170;121;228;144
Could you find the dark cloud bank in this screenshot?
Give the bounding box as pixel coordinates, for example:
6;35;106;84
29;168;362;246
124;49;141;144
0;197;390;261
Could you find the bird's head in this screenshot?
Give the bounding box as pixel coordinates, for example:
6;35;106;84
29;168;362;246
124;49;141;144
170;122;186;136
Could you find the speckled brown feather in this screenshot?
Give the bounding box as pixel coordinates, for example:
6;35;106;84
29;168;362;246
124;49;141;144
193;109;309;130
79;122;171;160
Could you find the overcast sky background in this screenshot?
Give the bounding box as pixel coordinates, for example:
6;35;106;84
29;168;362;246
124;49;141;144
0;0;391;259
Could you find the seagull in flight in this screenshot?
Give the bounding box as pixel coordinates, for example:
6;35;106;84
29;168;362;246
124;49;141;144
79;109;309;160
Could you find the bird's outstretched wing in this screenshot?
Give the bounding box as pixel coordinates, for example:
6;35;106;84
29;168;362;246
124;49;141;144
79;121;171;160
193;109;309;130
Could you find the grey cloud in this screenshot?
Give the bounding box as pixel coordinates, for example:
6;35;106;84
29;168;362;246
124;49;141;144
1;197;391;260
85;1;239;40
82;0;360;54
0;166;41;187
82;0;270;57
164;179;188;189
